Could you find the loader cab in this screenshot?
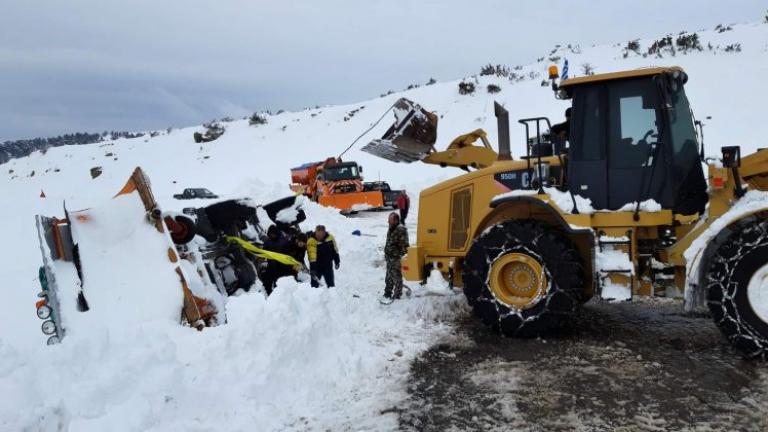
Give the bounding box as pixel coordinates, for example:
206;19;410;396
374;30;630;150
561;67;707;214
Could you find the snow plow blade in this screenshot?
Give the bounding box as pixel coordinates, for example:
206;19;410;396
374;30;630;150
318;190;384;212
361;98;438;163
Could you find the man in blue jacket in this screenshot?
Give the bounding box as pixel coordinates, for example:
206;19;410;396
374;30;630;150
307;225;340;287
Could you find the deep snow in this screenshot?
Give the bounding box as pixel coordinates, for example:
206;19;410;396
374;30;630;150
2;20;768;431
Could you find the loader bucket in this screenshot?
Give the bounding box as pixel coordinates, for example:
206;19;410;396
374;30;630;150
361;98;438;163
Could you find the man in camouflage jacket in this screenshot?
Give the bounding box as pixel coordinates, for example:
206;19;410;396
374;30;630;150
384;212;409;299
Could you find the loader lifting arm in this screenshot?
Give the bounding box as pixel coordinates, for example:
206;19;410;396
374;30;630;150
422;129;499;170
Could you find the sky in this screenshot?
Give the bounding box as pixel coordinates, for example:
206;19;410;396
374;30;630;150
0;0;765;142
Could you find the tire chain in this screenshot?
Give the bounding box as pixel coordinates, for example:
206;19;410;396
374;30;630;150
706;219;768;359
464;221;584;337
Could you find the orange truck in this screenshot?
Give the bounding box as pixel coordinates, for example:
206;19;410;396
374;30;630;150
290;157;384;212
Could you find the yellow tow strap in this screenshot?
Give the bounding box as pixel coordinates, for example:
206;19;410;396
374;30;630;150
225;236;303;269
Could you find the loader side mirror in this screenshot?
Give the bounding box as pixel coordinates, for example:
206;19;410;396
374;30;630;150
721;146;741;168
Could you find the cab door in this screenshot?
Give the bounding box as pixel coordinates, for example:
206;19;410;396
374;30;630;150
605;79;663;209
568;84;609;210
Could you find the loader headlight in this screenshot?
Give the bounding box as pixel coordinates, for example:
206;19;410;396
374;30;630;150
46;335;61;345
41;320;57;335
36;304;52;320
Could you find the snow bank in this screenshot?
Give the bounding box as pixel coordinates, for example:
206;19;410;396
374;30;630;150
0;198;467;431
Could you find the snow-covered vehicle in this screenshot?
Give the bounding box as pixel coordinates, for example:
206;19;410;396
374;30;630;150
173;188;219;200
363;181;402;208
34;167;307;344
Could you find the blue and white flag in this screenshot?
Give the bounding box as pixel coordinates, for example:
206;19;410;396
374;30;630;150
561;59;569;80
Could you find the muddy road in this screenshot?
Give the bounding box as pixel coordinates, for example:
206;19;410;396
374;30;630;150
396;298;768;431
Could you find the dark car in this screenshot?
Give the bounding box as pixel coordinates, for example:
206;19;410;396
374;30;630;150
363;181;401;208
173;188;219;200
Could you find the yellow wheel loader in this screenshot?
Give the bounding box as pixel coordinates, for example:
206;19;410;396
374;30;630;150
364;67;768;359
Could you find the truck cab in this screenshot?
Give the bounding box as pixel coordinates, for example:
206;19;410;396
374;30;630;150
364;181;402;208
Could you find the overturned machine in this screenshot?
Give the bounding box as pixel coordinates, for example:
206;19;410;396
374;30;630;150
35;168;307;345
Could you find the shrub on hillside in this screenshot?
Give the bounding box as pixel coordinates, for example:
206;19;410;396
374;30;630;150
647;35;674;56
249;113;268;126
486;84;501;94
625;39;640;54
581;63;595;76
675;33;702;52
480;64;510;77
458;81;476;95
715;24;733;33
193;121;225;143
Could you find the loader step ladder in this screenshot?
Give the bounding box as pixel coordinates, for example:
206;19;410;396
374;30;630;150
597;230;634;301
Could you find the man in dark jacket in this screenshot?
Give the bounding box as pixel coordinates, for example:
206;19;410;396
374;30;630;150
307;225;340;287
260;225;292;295
384;212;409;299
395;190;410;225
289;232;308;266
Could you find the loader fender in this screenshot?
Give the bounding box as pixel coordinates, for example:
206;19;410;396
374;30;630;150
485;195;591;237
690;209;768;312
479;195;595;299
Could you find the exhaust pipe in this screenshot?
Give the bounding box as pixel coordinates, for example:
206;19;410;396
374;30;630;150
494;102;511;161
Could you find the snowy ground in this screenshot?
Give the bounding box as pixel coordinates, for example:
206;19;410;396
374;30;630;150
1;20;768;431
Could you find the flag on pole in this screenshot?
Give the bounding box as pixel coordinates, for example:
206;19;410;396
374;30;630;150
561;59;569;80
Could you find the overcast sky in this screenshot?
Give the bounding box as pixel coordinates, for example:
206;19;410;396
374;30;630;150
0;1;765;141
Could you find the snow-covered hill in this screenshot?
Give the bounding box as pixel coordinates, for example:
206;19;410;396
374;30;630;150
1;21;767;431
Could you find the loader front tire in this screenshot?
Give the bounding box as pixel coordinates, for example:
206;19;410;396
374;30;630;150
705;216;768;360
463;221;584;337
